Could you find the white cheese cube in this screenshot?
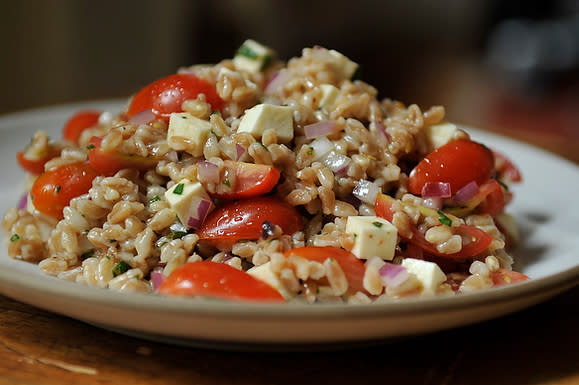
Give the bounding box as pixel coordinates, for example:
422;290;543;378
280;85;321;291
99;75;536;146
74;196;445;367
167;112;212;157
318;84;340;109
237;104;294;143
401;258;447;292
328;49;359;80
424;122;459;149
247;262;290;299
345;216;397;260
164;179;214;229
233;39;275;74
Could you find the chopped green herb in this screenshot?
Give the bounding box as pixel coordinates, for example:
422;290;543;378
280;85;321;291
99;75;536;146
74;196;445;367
112;261;131;277
307;147;314;156
10;234;20;242
372;221;383;228
437;209;452;226
55;185;61;193
173;183;185;195
353;233;358;238
167;230;187;240
86;144;95;150
83;229;89;234
80;250;95;260
181;115;188;119
259;142;268;150
496;179;509;190
149;195;161;204
236;44;258;60
210;129;217;136
223;179;231;187
211;110;221;116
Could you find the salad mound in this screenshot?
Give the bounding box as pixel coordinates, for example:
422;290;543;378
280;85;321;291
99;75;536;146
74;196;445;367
2;40;528;303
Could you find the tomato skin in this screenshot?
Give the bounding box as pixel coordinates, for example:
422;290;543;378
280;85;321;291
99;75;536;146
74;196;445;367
17;151;56;175
375;193;493;259
30;162;99;219
284;246;368;295
197;197;303;245
127;74;224;121
493;151;522;183
62;110;102;143
408;139;495;195
87;136;157;176
211;161;280;199
491;268;530;286
158;261;285;302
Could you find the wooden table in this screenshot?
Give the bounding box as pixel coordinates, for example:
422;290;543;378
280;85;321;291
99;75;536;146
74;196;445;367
1;99;578;385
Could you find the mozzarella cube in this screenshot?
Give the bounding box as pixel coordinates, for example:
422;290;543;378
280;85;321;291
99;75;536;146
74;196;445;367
167;112;212;157
424;122;459;149
328;49;359;80
164;179;214;229
401;258;447;292
345;216;397;260
233;39;275;74
318;84;340;109
237;104;294;143
247;262;290;299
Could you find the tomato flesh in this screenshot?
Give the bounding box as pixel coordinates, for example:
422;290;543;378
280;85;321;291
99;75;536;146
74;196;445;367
408;139;494;195
127;74;224;121
197;197;303;245
17;151;58;175
211;161;280;199
87;136;157;176
62;110;102;143
158;261;285;302
30;162;99;219
284;246;368;295
491;268;530;286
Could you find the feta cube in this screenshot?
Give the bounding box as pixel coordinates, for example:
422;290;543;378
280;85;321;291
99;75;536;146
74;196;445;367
164;179;214;229
424;122;459;149
167;112;212;157
401;258;447;292
318;84;340;109
345;216;397;260
328;49;359;81
247;262;289;299
233;39;275;74
237;104;294;143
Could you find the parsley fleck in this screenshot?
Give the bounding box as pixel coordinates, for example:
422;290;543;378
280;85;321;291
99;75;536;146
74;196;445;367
55;185;61;193
496;179;509;191
181;115;188;119
86;144;95;150
10;234;20;242
80;250;95;260
372;221;383;228
173;183;185;195
437;209;452;226
149;195;161;204
223;179;231;187
112;261;131;277
307;147;314;156
167;230;187;240
236;44;258;59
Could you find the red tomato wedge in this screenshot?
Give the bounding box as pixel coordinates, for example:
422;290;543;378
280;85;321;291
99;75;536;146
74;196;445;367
408;139;494;195
30;162;99;219
17;151;58;175
375;193;493;259
87;136;157;176
62;110;102;143
197;197;303;246
284;246;368;295
127;73;224;121
491;268;530;286
159;261;285;302
211;161;280;199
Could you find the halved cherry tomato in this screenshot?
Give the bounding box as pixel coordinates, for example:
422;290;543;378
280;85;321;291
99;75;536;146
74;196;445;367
445;179;506;218
30;162;99;219
408;139;494;195
375;193;493;259
17;151;58;175
284;246;368;295
197;197;303;246
159;261;285;302
62;110;102;143
211;161;280;199
87;136;157;176
491;268;530;286
127;73;224;121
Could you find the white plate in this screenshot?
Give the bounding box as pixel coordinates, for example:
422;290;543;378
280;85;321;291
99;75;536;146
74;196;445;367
0;101;577;350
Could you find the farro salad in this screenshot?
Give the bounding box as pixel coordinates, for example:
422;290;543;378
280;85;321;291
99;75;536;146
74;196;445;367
3;40;529;304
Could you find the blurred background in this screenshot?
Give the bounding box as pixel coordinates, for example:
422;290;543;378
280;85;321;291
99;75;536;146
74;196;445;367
1;0;578;160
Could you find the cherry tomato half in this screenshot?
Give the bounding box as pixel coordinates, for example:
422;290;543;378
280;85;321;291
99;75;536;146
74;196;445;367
210;161;280;199
158;261;285;302
127;73;224;121
284;246;368;295
17;151;58;175
87;136;157;176
62;110;102;143
408;139;494;195
491;268;530;286
197;197;303;246
30;162;99;219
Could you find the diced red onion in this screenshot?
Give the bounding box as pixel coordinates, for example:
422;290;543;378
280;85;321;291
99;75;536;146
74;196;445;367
310;137;334;161
353;180;380;205
322;151;351;174
304;120;340;139
18;194;27;210
453;181;479;205
421;182;451;198
422;197;443;210
166;150;179;163
150;270;165;291
235;143;246;161
198;161;220;184
264;69;290;95
374;119;389;144
379;263;409;288
128;109;155;125
186;198;214;229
